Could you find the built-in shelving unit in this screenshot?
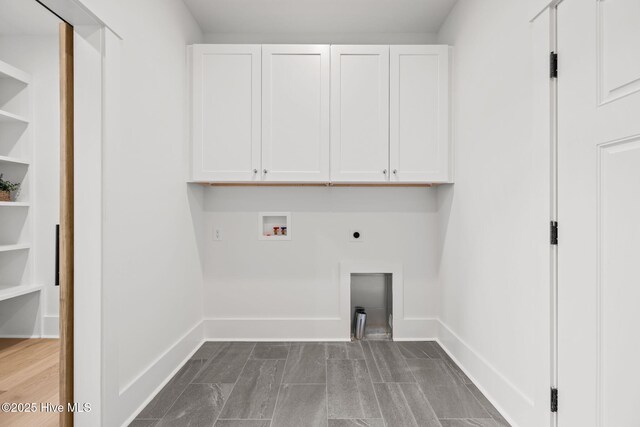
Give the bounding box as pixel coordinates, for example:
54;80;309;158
0;284;42;303
0;59;31;85
0;155;30;166
0;109;29;123
0;201;30;207
0;58;35;312
0;243;30;253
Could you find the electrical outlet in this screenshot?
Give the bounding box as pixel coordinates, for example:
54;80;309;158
349;230;363;242
213;228;222;241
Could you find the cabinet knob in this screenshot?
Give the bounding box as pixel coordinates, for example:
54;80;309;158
383;169;387;175
393;169;397;175
263;169;268;174
253;169;258;174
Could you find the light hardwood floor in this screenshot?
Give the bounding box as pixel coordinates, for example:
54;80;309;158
0;339;59;427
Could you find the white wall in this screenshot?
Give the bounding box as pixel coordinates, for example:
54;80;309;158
74;0;441;422
0;35;60;338
203;187;440;340
204;32;438;44
42;0;553;425
437;1;549;426
86;0;205;425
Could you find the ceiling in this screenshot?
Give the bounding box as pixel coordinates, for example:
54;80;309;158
0;0;61;36
183;0;458;35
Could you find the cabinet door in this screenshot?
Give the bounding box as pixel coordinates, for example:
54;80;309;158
262;45;330;182
331;45;390;182
390;45;451;183
191;45;261;182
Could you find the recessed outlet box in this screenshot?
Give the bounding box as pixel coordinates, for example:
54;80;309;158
350;230;363;242
259;212;291;241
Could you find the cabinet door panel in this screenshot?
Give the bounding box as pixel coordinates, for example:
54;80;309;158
262;45;330;182
192;45;261;181
390;45;450;183
331;45;389;182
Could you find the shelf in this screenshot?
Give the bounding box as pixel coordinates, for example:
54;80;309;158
0;201;29;207
0;60;30;85
0;243;30;253
0;110;29;124
0;155;29;166
0;284;43;303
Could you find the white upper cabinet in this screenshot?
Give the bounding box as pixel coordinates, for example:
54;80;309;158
330;45;390;182
262;45;330;182
190;44;452;184
191;44;261;182
390;45;451;183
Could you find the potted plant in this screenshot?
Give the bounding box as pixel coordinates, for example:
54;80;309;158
0;174;20;202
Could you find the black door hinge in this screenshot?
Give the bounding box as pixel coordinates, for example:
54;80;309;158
550;52;558;78
551;388;558;412
550;221;558;245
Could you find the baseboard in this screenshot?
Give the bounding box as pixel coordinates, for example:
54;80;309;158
204;317;346;341
203;317;441;341
115;317;531;427
41;315;59;338
393;337;439;341
436;320;531;427
119;321;204;427
394;317;440;340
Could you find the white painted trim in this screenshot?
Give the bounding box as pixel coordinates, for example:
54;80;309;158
203;317;440;342
340;262;404;339
437;320;531;427
41;315;59;338
394;318;440;340
529;0;564;23
38;0;124;39
204;318;345;341
74;24;105;427
102;29;122;427
119;321;204;427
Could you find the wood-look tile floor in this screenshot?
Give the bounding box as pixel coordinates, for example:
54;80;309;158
0;338;59;427
133;341;510;427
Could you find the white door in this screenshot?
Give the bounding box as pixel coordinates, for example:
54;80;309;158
262;45;330;182
558;1;640;426
191;45;261;182
331;45;389;182
390;45;451;183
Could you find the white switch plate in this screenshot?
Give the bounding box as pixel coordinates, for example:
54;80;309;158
213;228;222;241
349;229;364;242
